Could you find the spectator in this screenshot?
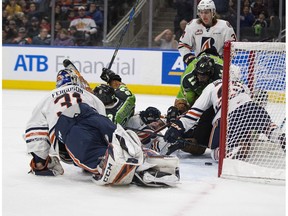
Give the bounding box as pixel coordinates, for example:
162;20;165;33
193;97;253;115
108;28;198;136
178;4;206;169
67;8;77;22
27;16;40;38
32;28;51;45
18;0;29;14
2;29;11;44
86;3;103;29
53;28;74;46
69;25;86;46
251;0;269;18
69;6;97;45
54;4;65;21
252;13;268;33
242;0;252;13
4;19;18;42
18;14;29;29
26;2;41;20
40;16;51;32
4;0;22;17
54;20;63;39
11;27;32;45
175;19;188;41
154;29;178;49
240;6;255;28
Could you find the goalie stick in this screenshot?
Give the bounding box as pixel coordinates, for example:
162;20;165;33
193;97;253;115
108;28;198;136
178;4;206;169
107;0;140;70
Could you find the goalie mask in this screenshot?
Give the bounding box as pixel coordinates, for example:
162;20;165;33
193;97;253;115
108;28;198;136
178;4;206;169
56;69;81;88
93;84;116;105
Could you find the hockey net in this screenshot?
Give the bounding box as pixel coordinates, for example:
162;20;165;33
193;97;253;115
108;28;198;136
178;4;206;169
219;41;286;183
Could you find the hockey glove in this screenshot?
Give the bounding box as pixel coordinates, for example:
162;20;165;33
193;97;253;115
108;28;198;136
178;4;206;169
164;120;185;143
140;107;161;125
166;106;180;123
100;68;122;83
29;155;64;176
183;53;195;66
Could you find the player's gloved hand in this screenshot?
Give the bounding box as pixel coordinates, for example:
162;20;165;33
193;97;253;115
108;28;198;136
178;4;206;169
164;120;185;143
166;106;180;123
29;155;64;176
100;68;122;83
140;107;161;125
183;53;196;66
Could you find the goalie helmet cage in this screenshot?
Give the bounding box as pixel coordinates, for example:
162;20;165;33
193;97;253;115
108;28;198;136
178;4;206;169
218;41;286;184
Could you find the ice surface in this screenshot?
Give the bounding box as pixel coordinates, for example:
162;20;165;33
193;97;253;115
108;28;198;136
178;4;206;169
2;90;286;216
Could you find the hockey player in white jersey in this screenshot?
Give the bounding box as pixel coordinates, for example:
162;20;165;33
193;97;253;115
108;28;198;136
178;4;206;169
164;79;286;159
178;0;236;66
25;67;179;186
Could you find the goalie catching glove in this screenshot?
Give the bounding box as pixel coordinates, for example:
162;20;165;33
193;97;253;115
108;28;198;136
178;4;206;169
164;120;185;143
100;68;122;83
29;154;64;176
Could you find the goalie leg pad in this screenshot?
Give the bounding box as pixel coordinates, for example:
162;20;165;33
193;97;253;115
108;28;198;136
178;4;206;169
92;125;144;185
92;145;138;185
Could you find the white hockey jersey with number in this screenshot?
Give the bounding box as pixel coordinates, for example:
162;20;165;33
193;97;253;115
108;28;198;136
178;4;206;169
178;19;236;57
180;79;251;132
25;85;106;159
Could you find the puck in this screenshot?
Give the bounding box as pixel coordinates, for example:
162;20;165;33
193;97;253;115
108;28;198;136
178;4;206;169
205;162;213;166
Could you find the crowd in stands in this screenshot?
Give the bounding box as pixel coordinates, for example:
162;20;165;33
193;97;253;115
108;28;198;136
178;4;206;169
171;0;283;43
2;0;285;47
2;0;133;46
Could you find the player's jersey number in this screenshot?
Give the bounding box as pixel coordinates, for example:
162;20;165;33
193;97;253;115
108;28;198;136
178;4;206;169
54;92;82;116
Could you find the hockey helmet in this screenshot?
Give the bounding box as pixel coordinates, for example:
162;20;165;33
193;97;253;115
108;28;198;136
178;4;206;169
93;84;116;105
56;69;81;88
197;0;216;14
195;56;215;77
140;107;161;124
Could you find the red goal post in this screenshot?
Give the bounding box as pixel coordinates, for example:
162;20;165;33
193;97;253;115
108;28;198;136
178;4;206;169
218;41;286;183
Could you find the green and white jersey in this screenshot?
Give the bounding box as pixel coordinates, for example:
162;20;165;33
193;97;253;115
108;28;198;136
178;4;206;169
106;84;136;126
176;53;223;107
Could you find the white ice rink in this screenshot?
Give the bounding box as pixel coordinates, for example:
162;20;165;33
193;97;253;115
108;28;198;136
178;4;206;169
2;90;286;216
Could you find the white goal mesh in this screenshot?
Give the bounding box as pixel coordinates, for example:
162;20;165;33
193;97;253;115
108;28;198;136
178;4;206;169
219;42;286;183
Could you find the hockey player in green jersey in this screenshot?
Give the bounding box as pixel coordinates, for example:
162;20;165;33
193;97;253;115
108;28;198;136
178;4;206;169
166;48;223;155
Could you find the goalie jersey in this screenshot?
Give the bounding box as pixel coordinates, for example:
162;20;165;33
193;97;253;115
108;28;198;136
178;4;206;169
178;19;236;58
25;85;106;159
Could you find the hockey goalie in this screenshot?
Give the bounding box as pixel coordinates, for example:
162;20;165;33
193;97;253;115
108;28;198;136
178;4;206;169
25;67;179;187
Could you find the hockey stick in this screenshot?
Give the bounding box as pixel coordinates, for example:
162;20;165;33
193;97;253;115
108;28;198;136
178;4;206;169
125;126;167;140
63;59;92;92
125;126;207;153
107;0;140;70
140;122;170;144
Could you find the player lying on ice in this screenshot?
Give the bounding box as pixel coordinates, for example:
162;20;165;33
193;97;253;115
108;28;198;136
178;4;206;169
164;48;223;155
24;67;180;187
164;68;286;160
93;67;170;155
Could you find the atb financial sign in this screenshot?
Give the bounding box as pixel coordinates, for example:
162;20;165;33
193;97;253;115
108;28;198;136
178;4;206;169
161;52;186;85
